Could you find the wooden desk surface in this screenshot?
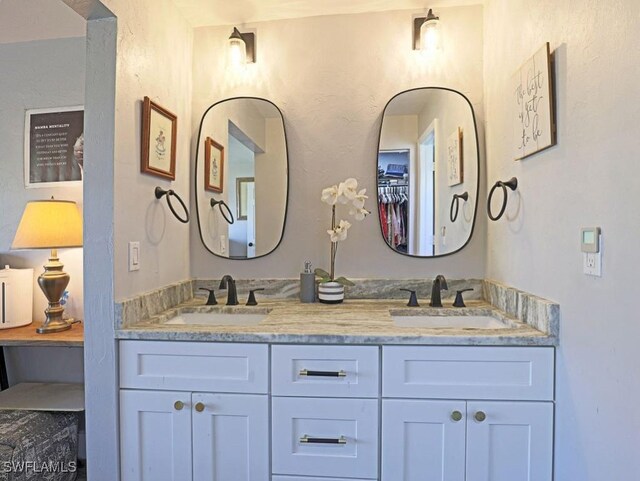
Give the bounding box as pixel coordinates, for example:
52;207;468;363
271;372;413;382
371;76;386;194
0;322;84;347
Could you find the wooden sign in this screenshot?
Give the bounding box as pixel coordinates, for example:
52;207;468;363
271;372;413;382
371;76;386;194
446;127;463;186
512;42;556;160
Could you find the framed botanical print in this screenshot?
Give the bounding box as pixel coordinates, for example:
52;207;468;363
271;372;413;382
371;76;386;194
204;137;224;193
141;96;177;180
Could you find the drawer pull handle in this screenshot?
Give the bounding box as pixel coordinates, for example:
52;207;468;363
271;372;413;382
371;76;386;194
451;410;462;422
474;411;486;422
299;369;347;378
174;401;184;411
299;435;347;445
195;402;205;413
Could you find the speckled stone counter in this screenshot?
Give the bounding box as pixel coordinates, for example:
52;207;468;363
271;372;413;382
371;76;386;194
116;294;559;346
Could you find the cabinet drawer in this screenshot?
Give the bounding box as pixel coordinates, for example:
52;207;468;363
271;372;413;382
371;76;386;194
272;397;379;479
383;346;554;400
271;345;379;398
119;341;268;393
273;477;373;481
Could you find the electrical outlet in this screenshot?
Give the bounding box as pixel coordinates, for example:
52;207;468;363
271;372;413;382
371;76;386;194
583;252;601;277
128;241;140;271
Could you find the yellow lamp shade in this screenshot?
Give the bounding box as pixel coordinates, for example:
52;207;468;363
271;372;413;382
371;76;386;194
12;200;83;249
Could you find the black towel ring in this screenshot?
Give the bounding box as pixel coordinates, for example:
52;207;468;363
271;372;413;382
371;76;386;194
487;177;518;221
155;187;190;224
210;198;235;225
450;192;469;223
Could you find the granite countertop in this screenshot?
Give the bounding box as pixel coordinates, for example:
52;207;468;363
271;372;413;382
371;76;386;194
116;297;557;346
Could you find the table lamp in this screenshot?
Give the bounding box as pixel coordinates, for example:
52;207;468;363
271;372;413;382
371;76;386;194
11;199;83;334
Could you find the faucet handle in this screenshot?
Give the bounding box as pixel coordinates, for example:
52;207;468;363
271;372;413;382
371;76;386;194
198;288;218;306
453;288;473;308
246;288;265;306
399;289;419;307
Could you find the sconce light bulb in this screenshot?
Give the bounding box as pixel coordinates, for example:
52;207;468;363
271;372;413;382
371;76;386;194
420;9;441;53
228;28;247;65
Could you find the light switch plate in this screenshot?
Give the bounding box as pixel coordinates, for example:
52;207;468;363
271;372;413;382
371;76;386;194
128;241;140;272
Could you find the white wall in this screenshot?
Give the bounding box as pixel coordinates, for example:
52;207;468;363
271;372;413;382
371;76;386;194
0;36;85;325
0;0;85;44
483;0;640;479
106;0;194;301
191;5;486;279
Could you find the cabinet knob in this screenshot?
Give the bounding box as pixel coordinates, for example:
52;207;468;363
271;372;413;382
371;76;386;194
174;401;184;411
451;410;463;422
195;402;205;413
474;411;486;422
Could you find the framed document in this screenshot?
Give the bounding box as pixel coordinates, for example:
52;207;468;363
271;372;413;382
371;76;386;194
24;106;84;188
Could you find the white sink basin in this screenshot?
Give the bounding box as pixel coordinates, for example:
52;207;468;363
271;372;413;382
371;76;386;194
391;314;509;329
164;312;267;326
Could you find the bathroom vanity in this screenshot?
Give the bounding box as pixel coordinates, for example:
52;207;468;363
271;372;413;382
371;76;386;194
117;282;558;481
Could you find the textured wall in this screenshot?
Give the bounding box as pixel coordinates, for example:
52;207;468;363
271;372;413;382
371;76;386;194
190;6;486;280
483;0;640;479
108;0;194;301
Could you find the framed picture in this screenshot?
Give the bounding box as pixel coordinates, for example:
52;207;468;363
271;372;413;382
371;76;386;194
447;127;463;186
512;42;556;160
236;177;255;220
24;106;84;188
204;137;225;193
141;96;177;180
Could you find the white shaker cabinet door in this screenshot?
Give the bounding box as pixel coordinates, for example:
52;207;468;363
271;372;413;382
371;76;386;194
192;393;269;481
382;399;466;481
120;390;193;481
466;401;553;481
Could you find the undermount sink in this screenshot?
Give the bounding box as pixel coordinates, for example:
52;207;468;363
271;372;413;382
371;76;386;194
391;313;510;329
164;311;268;326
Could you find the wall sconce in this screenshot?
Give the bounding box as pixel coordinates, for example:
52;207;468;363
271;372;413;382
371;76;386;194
228;27;256;65
413;9;441;52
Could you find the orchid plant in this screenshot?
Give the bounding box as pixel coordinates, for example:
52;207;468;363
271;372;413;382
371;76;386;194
315;178;370;286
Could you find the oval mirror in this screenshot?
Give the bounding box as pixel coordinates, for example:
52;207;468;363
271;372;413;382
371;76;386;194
377;87;479;257
195;97;288;259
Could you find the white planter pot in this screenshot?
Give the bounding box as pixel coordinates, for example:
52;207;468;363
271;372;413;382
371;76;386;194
318;281;345;304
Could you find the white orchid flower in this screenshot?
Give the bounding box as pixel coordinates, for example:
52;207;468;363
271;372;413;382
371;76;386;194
327;219;352;242
337;178;358;203
321;185;339;205
350;206;370;221
352;188;368;209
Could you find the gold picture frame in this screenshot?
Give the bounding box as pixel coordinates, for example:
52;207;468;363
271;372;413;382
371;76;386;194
141;97;177;180
205;137;225;193
236;177;254;220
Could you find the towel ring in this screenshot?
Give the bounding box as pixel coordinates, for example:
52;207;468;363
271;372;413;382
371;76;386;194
210;198;235;225
155;187;190;224
450;192;469;223
487;177;518;221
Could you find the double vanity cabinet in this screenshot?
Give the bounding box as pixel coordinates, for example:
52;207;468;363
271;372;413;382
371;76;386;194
119;340;554;481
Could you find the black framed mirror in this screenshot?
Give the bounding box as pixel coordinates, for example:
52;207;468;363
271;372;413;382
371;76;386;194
377;87;479;257
194;97;289;259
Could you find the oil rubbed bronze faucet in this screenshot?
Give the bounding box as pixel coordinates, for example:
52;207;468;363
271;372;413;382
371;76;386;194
219;275;239;305
429;274;448;308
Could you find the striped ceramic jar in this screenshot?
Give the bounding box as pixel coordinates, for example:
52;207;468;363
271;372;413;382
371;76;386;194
317;281;345;304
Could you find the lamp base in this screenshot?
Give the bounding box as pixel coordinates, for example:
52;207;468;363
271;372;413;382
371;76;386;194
36;249;72;335
36;318;73;334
